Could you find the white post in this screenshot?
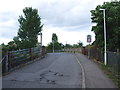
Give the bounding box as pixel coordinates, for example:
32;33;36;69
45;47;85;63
39;32;42;55
103;9;107;65
88;44;90;59
100;9;107;65
40;33;42;46
53;41;54;53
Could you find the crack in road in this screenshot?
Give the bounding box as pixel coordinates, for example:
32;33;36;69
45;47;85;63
39;70;68;85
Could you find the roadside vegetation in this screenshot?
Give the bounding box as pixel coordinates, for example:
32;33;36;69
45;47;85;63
90;1;120;88
96;61;120;88
1;7;43;57
91;1;120;51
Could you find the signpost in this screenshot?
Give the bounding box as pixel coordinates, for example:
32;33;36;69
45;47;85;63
87;35;91;59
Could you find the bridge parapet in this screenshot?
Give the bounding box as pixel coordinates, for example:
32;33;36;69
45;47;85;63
1;46;46;75
64;48;82;53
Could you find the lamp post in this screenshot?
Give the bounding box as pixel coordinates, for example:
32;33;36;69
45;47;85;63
38;32;42;46
100;9;107;65
38;32;42;55
40;32;42;46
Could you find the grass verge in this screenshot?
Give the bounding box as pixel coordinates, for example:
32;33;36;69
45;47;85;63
94;60;120;88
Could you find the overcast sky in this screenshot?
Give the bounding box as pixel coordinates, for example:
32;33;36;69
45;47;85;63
0;0;111;46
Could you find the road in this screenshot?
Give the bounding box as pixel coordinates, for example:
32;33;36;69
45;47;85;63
2;53;116;88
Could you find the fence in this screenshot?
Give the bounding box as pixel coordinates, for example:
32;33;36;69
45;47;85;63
88;47;120;87
64;48;82;53
107;51;120;87
1;46;46;74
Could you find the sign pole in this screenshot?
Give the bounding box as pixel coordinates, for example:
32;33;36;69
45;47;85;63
87;35;91;59
88;43;90;59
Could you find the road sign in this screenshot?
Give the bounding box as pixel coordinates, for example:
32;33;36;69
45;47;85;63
87;35;91;43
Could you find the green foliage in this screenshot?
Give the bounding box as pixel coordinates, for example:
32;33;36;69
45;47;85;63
46;33;62;52
1;7;43;51
52;33;58;43
46;42;53;52
64;44;72;48
13;36;21;49
64;40;83;48
97;62;120;88
72;44;78;48
1;42;18;56
7;41;18;51
17;7;43;49
1;39;20;53
1;43;8;55
46;42;62;52
77;40;83;47
91;1;120;51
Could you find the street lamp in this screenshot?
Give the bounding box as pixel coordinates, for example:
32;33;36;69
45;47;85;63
38;32;42;46
38;32;43;55
40;32;42;46
100;9;107;65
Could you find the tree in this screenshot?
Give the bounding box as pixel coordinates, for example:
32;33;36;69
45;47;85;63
46;33;62;52
1;41;17;53
46;42;53;52
17;7;43;49
1;43;8;56
46;42;62;52
52;33;58;43
8;41;17;51
72;44;78;48
52;33;61;50
91;1;120;51
64;44;72;48
13;36;21;49
77;40;83;47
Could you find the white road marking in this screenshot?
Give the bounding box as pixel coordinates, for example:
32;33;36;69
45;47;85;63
74;54;86;88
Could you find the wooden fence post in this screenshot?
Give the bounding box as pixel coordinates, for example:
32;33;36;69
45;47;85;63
5;52;8;72
29;48;32;60
117;49;119;54
40;46;42;57
8;51;12;71
41;46;45;57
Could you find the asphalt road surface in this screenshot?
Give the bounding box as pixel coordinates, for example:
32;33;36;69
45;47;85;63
2;53;116;88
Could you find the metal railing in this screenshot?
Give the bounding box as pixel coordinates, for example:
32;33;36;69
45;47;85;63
107;51;120;80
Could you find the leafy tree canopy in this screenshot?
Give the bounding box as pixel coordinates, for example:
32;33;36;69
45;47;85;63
17;7;43;49
52;33;58;43
91;1;120;51
46;33;62;52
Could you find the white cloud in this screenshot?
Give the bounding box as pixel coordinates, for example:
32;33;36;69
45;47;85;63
0;0;111;46
41;26;95;46
0;38;12;44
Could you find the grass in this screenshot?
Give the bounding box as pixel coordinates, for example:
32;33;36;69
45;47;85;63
95;60;120;88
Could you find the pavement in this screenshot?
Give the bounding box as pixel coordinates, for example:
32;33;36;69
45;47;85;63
75;53;116;88
2;52;116;88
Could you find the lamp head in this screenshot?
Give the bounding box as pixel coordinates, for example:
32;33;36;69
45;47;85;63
100;9;105;11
